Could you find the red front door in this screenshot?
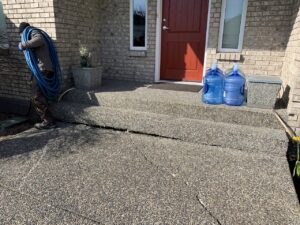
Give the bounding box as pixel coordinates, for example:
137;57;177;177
160;0;209;82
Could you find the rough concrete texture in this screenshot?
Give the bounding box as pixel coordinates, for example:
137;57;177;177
62;80;282;130
0;124;299;225
247;77;282;109
0;129;46;188
51;102;288;157
0;188;97;225
0;124;218;225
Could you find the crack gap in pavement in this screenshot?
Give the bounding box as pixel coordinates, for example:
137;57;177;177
130;137;223;225
196;195;223;225
59;121;271;160
59;121;257;155
140;151;223;225
59;120;182;141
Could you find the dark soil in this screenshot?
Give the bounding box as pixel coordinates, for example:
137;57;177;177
0;122;33;137
0;113;33;137
287;140;300;204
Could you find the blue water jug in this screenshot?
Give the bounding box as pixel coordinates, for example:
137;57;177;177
202;64;224;105
224;64;245;106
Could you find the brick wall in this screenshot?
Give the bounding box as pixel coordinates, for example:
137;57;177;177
0;0;56;101
0;1;8;47
52;0;102;89
206;0;292;76
99;0;157;82
282;0;300;134
0;0;102;104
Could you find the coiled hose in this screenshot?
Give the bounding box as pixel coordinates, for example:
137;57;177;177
21;26;61;100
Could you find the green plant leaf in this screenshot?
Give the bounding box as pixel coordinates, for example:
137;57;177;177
294;161;300;177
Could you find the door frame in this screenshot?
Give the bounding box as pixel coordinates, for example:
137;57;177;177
154;0;211;83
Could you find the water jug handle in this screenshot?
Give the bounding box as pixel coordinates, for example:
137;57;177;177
240;85;245;95
203;83;208;94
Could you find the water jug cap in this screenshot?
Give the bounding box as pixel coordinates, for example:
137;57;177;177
233;64;239;72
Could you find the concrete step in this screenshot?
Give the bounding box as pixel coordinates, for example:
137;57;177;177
51;102;288;157
62;88;282;130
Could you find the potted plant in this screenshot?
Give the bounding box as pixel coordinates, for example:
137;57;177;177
72;44;102;90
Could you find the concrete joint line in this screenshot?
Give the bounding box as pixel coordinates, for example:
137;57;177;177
196;195;223;225
138;145;177;179
18;145;49;191
135;140;222;225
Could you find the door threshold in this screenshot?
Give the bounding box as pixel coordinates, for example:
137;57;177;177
156;80;203;86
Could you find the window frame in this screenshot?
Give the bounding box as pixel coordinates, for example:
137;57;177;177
218;0;248;53
130;0;148;51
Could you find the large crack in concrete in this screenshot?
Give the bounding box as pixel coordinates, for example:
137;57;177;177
139;149;223;224
132;135;223;225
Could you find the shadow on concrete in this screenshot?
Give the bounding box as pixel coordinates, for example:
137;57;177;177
59;79;148;106
0;123;116;159
94;79;147;92
275;85;290;109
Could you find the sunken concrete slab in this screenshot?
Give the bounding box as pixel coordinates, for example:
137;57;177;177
62;80;282;130
0;188;98;225
13;125;218;224
128;133;300;225
51;102;288;156
1;124;298;225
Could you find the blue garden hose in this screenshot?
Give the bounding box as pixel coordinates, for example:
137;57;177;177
21;26;61;100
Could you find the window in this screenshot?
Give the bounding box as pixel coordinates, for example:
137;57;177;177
0;0;8;49
130;0;147;50
218;0;248;52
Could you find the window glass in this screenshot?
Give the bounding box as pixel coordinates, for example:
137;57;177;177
0;0;8;49
132;0;147;48
221;0;245;50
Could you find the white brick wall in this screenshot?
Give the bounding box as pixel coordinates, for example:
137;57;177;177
206;0;292;77
98;0;157;82
52;0;102;89
282;0;300;133
0;0;56;100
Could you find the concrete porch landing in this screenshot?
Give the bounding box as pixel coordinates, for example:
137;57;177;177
52;79;287;156
62;79;283;130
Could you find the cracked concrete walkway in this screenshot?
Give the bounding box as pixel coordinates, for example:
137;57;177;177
0;123;299;225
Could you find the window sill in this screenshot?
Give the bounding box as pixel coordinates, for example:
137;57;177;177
0;47;9;56
128;50;147;57
216;52;241;61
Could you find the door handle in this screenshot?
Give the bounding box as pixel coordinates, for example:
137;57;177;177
162;26;169;31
